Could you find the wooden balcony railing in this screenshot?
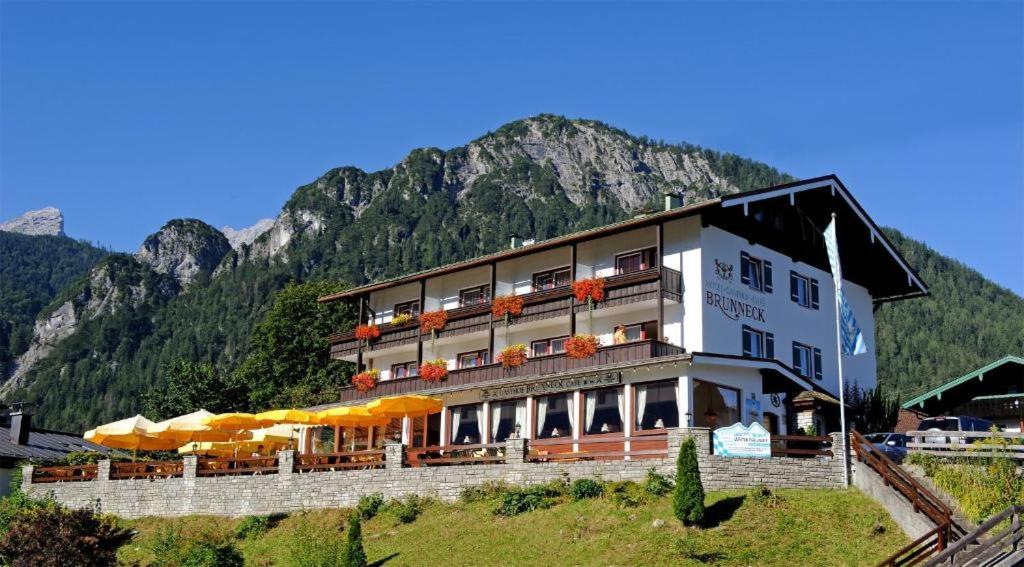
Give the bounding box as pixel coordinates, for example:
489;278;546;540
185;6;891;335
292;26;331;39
406;443;506;467
294;450;385;472
769;435;834;458
329;266;683;358
338;339;684;402
197;456;279;476
111;461;184;480
526;430;669;462
31;464;98;484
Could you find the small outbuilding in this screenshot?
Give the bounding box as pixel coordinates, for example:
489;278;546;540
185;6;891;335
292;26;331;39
901;356;1024;432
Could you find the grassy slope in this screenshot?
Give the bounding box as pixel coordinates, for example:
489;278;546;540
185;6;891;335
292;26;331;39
119;489;906;566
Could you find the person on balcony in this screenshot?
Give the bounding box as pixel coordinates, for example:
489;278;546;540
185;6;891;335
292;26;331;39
613;325;628;345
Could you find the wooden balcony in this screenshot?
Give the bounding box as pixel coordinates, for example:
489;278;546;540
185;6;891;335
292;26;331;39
329;267;683;359
337;339;685;402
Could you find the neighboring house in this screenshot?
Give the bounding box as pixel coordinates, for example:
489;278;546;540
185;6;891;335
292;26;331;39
312;175;927;452
901;356;1024;432
0;408;113;496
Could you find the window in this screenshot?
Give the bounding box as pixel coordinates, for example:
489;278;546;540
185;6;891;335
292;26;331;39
635;380;680;430
623;321;658;342
740;252;773;293
394;300;421;317
530;336;569;356
583;387;625;435
390;361;418;379
532;267;571;291
792;343;823;380
789;271;819;309
693;380;740;430
450;404;483;445
459;285;490;307
535;393;574;439
457;349;489;369
742;325;774;359
489;399;527;442
615;247;657;275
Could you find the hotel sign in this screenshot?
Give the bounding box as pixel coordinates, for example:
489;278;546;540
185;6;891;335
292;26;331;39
480;372;621;401
712;422;772;458
705;280;767;323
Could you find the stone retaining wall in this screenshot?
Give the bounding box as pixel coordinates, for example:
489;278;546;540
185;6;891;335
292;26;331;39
24;429;847;518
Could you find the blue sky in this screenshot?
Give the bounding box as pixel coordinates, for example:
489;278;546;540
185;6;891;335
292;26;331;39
2;1;1022;295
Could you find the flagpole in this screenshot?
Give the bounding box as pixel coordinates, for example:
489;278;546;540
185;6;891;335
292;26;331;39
831;212;851;488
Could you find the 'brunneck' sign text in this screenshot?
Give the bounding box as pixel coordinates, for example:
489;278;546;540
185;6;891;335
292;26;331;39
480;372;620;401
705;280;767;323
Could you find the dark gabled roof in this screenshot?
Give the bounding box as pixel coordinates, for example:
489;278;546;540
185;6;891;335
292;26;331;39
318;174;928;304
902;355;1024;412
0;426;114;462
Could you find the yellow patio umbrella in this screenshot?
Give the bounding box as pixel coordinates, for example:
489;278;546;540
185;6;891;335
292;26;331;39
201;412;263;431
250;424;302;444
366;395;443;418
84;415;180;457
316;406;391;427
149;410;247;444
252;409;320;427
177;442;235;458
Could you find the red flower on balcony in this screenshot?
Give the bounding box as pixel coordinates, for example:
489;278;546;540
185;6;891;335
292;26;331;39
565;334;600;359
419;310;448;334
419;359;449;383
351;369;380;392
491;295;524;320
572;277;606;303
497;344;528;368
355;324;381;341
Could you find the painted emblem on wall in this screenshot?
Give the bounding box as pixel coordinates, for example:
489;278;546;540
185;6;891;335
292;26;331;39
714;259;733;281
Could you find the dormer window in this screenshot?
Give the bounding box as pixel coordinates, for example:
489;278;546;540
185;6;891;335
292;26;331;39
740;252;773;293
459;285;490;307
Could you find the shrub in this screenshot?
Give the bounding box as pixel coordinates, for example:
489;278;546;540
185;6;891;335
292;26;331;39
460;481;510;503
356;492;385;520
644;468;674;496
342;512;367;567
287;516;347;567
493;485;557;516
385;495;423;524
150;528;244;567
0;492;48;540
673;437;705;525
748;485;783;508
904;452;940;476
605;480;648;508
569;478;603;500
0;504;133;567
235;514;274;539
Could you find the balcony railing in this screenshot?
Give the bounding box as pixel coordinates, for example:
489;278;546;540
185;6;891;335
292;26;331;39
338;339;684;402
329;266;683;358
31;464;98;483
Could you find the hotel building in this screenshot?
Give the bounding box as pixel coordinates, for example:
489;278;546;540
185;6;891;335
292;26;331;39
313;175;927;456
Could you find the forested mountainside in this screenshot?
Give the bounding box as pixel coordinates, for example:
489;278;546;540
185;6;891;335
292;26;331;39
874;229;1024;399
1;115;1020;431
0;232;108;378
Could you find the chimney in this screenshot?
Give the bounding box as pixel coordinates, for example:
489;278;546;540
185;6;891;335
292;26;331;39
664;192;683;211
509;234;523;249
10;406;30;446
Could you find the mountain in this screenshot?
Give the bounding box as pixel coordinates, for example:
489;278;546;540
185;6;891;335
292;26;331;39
0;206;65;236
135;219;232;287
0;231;109;379
1;115;1019;431
222;219;274;250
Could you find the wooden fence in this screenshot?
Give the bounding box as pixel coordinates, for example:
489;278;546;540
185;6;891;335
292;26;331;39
526;430;669;462
110;461;184;480
31;464;98;483
906;430;1024;460
407;443;506;466
196;456;279;476
770;435;834;458
923;505;1024;566
294;450;385;472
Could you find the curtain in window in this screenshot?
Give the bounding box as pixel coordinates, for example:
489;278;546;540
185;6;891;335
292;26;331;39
536;397;548;436
475;404;485;442
490;403;501;441
636;385;648;428
566;394;576;436
514;401;527;438
584;392;597;432
617;388;625;427
451;410;461;445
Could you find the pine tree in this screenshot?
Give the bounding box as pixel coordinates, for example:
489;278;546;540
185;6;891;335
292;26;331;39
672;437;705;525
343;511;367;567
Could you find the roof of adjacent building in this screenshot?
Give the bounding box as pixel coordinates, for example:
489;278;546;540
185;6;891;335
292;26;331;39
0;425;113;462
901;355;1024;412
318;175;928;304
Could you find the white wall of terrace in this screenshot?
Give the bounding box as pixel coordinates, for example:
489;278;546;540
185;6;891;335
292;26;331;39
494;246;571;296
575;225;658;278
424;265;491;311
367;282;420;325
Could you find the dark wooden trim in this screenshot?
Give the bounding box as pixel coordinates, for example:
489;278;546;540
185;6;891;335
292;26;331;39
417;281;426;366
657;222;664;341
488;262;496;355
356;295;365;372
569;243;577;336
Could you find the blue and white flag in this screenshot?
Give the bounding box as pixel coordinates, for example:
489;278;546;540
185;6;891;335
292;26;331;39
823;218;867;355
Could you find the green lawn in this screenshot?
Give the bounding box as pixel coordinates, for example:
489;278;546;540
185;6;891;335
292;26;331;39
118;488;905;566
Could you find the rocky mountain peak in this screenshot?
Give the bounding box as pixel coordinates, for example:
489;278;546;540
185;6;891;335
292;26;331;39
0;206;65;236
221;218;274;250
135;219;231;286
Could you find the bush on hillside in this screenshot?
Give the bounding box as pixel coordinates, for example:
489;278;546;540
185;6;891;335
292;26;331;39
673;437;705;525
0;503;133;566
569;478;603;500
287;517;348;567
235;514;282;539
604;480;648;508
493;486;556;516
343;512;367;567
385;495;424;524
356;493;384;520
644;468;674;496
460;481;511;503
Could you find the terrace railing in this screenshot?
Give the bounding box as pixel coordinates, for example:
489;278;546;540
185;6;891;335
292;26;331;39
406;443;506;467
526;430;669;462
769;435;834;458
111;461;184;480
923;505;1024;567
197;456;279;476
906;430;1024;460
294;450;385;472
31;464;98;483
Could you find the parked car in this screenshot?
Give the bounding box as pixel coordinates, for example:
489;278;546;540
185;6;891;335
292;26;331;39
862;432;909;462
916;416;996;445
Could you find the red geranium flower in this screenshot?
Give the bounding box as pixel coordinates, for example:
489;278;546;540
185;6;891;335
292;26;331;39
351;369;380;392
565;334;600;359
419;359;449;382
